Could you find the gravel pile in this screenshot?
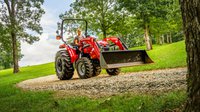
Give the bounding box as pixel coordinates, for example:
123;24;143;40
17;68;187;98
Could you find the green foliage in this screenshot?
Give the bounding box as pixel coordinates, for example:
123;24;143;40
61;0;126;38
0;22;13;69
61;0;183;48
112;16;145;47
149;0;183;44
0;22;24;70
0;51;12;69
118;0;169;26
0;23;10;52
117;0;183;47
117;0;172;48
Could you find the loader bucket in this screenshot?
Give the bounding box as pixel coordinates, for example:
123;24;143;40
100;50;153;69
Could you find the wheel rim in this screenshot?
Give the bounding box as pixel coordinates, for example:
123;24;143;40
78;62;86;76
56;58;63;74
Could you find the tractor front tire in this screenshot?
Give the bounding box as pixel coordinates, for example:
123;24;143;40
106;68;120;76
55;50;74;80
92;60;101;77
76;57;93;79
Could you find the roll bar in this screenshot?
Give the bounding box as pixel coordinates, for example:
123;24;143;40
60;18;88;41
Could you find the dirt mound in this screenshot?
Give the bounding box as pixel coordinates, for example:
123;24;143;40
17;68;187;98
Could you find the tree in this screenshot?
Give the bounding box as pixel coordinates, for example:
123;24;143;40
148;0;183;45
118;0;170;50
180;0;200;111
0;22;23;70
62;0;124;38
110;16;144;47
0;0;45;73
164;0;183;43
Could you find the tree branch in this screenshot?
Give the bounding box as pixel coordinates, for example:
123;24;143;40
4;0;11;15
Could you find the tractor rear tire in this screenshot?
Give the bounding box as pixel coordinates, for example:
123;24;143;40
76;57;93;79
106;68;120;76
55;50;74;80
92;60;101;77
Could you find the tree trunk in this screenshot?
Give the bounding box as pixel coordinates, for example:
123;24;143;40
167;34;170;43
159;35;163;45
103;29;107;38
100;22;107;38
162;35;165;44
156;34;160;44
144;24;152;50
5;0;20;73
169;32;172;43
11;31;19;73
180;0;200;111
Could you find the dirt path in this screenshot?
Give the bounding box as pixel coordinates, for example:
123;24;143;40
17;68;187;98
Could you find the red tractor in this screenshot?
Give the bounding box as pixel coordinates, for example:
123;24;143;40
55;19;153;80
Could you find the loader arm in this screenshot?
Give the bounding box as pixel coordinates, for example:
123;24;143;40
103;37;128;50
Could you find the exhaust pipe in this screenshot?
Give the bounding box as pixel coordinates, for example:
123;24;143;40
100;50;153;69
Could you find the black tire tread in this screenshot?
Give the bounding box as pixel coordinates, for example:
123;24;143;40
55;50;74;80
106;68;120;76
76;57;93;79
92;60;101;77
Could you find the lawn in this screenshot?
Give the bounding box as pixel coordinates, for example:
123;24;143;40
122;40;186;72
0;41;187;112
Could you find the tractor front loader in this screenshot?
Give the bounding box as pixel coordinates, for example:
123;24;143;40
55;19;153;80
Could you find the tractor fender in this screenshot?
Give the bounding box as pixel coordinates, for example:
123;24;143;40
59;44;78;63
80;37;101;60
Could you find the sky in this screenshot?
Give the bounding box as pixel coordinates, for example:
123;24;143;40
19;0;73;66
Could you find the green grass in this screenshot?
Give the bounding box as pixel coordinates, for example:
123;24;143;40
121;41;187;72
54;91;186;112
0;63;55;112
0;41;187;112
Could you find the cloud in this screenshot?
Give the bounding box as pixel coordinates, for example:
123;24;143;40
40;7;59;34
19;33;61;66
19;4;65;66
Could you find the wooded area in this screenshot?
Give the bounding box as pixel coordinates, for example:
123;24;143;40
61;0;183;50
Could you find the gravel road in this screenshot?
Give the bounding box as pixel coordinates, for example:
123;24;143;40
17;68;187;98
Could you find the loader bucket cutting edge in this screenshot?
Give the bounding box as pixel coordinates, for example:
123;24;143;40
100;50;153;69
